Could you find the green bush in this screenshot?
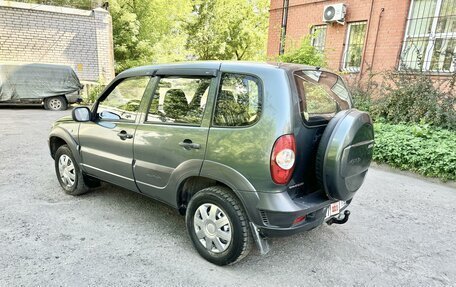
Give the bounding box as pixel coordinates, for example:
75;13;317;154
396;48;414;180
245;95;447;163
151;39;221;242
346;72;379;113
83;84;105;104
350;86;372;112
372;72;455;130
373;122;456;181
278;36;325;67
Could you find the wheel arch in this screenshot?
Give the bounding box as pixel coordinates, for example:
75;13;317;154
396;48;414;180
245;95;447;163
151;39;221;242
45;95;68;103
49;127;81;164
49;136;67;159
176;163;256;221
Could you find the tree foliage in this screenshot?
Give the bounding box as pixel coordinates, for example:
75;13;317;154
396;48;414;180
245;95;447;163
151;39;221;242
16;0;271;71
109;0;191;72
185;0;269;61
111;0;269;71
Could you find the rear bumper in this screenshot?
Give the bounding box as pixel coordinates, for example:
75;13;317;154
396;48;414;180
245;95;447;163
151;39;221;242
238;189;350;237
65;92;82;104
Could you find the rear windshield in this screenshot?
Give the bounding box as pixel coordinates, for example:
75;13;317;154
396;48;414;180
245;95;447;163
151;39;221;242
294;70;352;125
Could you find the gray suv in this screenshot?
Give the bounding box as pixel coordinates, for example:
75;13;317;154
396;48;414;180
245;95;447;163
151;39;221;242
0;63;83;110
49;62;374;265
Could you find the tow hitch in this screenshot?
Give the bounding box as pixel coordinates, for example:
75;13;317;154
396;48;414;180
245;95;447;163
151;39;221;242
327;210;350;225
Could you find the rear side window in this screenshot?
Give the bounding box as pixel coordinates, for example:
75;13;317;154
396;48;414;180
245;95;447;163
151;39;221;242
213;73;262;127
294;70;351;124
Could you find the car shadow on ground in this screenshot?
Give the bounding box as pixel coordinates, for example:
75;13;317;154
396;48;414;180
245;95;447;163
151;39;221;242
78;182;341;268
80;182;189;236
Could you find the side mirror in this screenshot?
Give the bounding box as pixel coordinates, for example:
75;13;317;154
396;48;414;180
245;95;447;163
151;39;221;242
72;107;91;122
100;110;121;120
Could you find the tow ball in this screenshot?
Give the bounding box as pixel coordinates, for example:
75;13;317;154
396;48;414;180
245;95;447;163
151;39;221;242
327;210;351;225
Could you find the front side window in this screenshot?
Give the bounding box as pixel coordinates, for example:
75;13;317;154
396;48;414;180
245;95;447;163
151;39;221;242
98;76;150;121
342;22;367;72
146;77;211;125
213;73;262;127
400;0;456;73
295;70;351;124
311;25;327;52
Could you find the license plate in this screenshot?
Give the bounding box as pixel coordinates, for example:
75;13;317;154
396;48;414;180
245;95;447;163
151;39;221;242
325;201;344;219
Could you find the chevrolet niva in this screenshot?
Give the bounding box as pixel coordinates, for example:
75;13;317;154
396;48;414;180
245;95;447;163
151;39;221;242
49;62;374;265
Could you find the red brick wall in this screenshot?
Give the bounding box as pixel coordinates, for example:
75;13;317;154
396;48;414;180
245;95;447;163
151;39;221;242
267;0;411;76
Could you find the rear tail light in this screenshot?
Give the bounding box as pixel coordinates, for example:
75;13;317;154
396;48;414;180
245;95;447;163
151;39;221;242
270;134;296;185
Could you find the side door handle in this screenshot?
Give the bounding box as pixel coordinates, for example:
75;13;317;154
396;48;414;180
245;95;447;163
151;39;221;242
179;140;200;150
117;130;133;140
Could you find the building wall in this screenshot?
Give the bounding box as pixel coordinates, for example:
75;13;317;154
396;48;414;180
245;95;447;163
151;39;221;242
268;0;411;75
0;1;115;83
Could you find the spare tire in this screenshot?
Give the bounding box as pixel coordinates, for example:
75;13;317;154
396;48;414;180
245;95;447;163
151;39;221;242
316;109;374;201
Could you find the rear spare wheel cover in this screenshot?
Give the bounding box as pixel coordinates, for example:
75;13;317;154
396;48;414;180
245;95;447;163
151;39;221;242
316;109;374;201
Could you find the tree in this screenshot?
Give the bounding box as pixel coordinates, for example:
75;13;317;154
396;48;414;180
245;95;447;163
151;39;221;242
17;0;271;70
110;0;191;72
185;0;269;61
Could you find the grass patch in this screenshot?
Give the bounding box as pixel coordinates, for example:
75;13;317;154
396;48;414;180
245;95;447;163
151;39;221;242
373;122;456;181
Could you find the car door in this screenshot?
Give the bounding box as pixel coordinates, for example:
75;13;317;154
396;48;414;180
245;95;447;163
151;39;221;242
79;76;152;191
133;70;217;205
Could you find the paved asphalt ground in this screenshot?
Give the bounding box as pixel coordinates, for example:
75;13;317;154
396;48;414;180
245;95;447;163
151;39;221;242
0;107;455;287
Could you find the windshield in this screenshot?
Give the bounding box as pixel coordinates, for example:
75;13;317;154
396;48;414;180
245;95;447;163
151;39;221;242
294;70;352;124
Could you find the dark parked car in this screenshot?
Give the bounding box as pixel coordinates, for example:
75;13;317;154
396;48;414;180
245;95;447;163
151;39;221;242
49;62;374;265
0;63;83;110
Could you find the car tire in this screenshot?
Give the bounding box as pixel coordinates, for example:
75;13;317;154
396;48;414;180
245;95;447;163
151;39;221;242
44;96;68;111
186;186;252;266
54;145;92;196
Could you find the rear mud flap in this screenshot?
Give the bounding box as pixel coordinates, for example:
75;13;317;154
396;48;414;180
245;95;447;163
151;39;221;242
249;222;270;255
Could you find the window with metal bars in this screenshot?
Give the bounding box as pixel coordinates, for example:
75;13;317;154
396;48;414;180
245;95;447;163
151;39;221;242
342;22;367;73
400;0;456;73
310;25;327;52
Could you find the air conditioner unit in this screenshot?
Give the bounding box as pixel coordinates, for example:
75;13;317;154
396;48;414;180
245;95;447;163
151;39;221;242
323;3;346;24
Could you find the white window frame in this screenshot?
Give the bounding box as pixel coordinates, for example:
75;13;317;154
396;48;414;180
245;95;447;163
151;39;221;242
342;22;367;73
310;25;327;52
399;0;456;73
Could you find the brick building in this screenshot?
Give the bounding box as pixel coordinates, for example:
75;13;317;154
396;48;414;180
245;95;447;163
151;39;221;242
0;1;115;84
268;0;455;78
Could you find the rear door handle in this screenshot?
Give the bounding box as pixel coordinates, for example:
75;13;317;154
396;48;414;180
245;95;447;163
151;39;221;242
117;130;133;140
179;140;200;150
